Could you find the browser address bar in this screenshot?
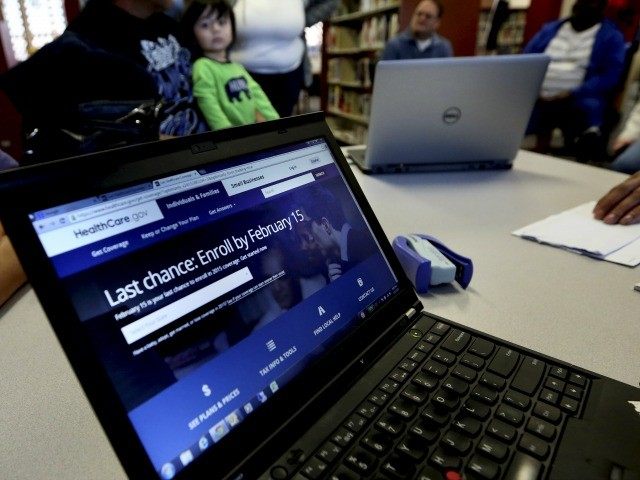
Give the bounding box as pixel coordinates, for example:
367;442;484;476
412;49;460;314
68;144;328;223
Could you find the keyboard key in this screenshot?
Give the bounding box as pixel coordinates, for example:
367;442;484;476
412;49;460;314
432;389;460;411
300;456;327;479
408;350;427;363
452;416;482;436
518;433;549;460
487;420;516;443
389;398;417;420
343;447;377;475
533;401;561;424
361;430;392;456
568;372;586;387
382;454;415;478
511;356;545;395
468;338;495;357
316;442;341;464
453;364;478;382
396;436;429;461
526;417;556;441
357;401;379;419
441;329;471;354
331;427;355;447
417;465;445;480
462;399;491;420
504;452;542;480
422;404;451;427
376;413;405;436
559;396;579;414
549;366;568;380
328;465;358;480
424;333;441;344
480;372;506;391
503;389;531;410
402;384;429;404
379;379;400;394
544;377;565;392
344;413;367;433
461;353;485;370
477;436;509;462
441;429;471;455
471;385;499;405
429;447;462;470
495;404;524;426
410;419;439;443
565;385;583;400
539;388;559;405
422;360;447;378
390;369;409;383
369;390;391;407
487;347;520;378
399;358;419;373
413;371;439;390
467;454;500;479
431;322;450;336
417;341;435;354
433;349;456;366
442;376;469;396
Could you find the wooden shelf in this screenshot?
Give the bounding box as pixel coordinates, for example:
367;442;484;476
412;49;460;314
331;130;358;145
327;108;369;125
326;44;384;55
331;3;400;23
327;79;370;89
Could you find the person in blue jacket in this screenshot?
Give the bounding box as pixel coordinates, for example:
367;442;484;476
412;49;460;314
524;0;625;155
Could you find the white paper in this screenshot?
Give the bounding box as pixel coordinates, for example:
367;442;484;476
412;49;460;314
512;201;640;267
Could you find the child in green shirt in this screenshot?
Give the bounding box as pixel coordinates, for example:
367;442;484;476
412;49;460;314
181;0;279;130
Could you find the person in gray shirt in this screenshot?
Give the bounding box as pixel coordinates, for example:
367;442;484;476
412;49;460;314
381;0;453;60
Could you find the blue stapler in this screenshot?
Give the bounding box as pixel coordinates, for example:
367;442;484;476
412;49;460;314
392;234;473;294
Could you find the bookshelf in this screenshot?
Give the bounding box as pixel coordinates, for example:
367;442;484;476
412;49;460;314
321;0;481;145
476;0;529;55
323;0;401;145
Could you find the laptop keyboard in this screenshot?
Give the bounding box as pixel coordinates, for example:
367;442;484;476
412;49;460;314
290;317;589;480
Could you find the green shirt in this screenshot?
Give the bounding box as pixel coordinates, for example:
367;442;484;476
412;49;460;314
193;58;279;130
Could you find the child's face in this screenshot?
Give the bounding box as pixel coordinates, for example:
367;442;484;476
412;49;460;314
194;7;233;58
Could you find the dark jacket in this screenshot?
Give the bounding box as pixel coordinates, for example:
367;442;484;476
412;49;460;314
524;19;625;126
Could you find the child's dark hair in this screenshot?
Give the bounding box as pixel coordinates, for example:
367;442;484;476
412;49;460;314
180;0;236;59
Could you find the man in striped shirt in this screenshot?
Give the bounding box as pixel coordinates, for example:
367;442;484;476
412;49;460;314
524;0;625;157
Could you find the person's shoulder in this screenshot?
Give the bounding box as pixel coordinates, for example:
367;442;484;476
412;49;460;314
598;19;625;41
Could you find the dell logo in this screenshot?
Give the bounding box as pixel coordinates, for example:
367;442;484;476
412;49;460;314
443;107;462;125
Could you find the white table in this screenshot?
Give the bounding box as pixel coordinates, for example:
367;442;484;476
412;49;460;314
1;150;638;479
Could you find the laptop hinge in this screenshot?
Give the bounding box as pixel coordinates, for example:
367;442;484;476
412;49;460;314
404;307;418;320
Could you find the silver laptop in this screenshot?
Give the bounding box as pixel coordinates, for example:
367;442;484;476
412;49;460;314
348;54;550;173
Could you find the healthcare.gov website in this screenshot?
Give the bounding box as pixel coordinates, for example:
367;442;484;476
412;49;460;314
31;138;398;478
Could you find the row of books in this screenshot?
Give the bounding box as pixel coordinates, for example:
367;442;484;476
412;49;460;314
335;0;397;16
326;117;368;145
477;10;527;53
327;86;372;118
326;13;398;50
327;57;372;87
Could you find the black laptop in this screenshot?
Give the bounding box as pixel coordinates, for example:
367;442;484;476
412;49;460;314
0;113;638;480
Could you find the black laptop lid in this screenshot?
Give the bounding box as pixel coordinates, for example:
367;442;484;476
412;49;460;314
0;114;419;479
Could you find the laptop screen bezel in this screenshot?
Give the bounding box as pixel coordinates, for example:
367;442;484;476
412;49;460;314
0;113;421;479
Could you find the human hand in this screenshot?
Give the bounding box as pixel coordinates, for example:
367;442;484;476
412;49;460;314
593;171;640;225
611;137;633;154
540;91;571;103
327;262;342;281
255;111;266;123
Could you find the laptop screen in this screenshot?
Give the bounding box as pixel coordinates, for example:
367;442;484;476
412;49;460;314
28;138;398;478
